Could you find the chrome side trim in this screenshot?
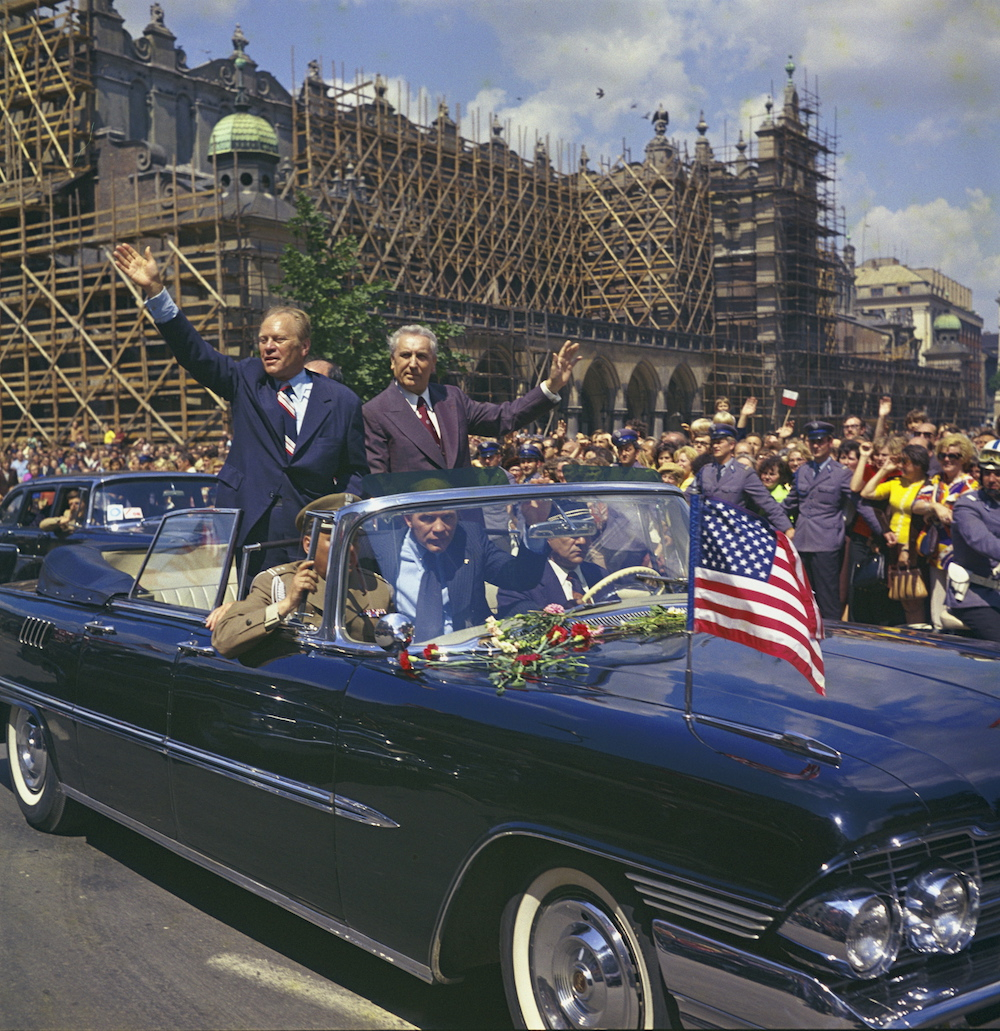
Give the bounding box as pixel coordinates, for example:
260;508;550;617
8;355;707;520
18;616;54;649
167;739;335;812
626;870;776;939
334;795;400;829
167;738;398;826
71;703;166;749
0;678;400;828
0;677;74;718
59;785;433;984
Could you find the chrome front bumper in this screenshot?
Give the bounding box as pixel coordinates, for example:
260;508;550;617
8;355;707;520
652;919;1000;1029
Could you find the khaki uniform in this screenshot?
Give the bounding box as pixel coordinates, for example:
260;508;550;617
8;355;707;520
212;561;392;659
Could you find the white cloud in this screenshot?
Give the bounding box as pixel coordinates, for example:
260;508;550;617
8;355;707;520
851;191;1000;321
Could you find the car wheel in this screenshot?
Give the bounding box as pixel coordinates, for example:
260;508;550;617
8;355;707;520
500;864;668;1029
6;706;80;833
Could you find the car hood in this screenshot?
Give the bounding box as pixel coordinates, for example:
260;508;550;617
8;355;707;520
582;625;1000;827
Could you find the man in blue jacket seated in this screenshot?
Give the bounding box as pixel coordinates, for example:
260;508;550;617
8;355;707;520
376;508;545;641
496;503;615;617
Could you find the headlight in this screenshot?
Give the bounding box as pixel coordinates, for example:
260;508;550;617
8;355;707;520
779;886;903;979
904;865;980;954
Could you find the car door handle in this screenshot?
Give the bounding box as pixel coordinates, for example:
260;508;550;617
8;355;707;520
84;620;117;636
178;640;215;658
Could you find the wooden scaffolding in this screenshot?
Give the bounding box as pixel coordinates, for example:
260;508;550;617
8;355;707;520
0;0;261;445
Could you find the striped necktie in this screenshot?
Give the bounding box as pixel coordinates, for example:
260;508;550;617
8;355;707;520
277;383;297;456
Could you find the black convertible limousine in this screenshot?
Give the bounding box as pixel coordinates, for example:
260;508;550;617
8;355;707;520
2;479;999;1029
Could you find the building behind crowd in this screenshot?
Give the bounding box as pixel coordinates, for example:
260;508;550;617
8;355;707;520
0;0;989;447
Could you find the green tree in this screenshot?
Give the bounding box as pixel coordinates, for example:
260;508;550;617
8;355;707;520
278;193;389;401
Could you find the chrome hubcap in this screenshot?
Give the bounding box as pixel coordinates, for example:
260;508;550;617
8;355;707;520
14;710;47;794
530;896;642;1028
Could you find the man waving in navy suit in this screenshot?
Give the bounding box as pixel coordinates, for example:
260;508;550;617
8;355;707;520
112;243;368;573
363;324;579;474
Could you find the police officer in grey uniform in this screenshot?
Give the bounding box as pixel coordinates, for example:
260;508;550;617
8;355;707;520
782;420;878;621
688;424;792;534
947;439;1000;642
612;427;642;469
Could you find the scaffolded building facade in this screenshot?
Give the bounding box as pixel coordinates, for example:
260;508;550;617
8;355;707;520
0;0;719;445
0;3;973;448
706;62;966;425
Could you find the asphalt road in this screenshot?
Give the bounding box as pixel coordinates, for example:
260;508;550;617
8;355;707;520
0;744;510;1031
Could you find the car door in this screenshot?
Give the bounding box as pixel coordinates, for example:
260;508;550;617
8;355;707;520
169;643;354;920
0;487;27;580
73;598;196;837
0;483;61;580
72;508;240;837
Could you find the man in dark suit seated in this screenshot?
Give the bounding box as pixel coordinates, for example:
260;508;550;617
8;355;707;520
363;324;579;475
496;518;611;617
374;508;545;640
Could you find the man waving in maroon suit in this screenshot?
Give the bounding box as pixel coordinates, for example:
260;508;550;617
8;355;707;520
363;325;579;474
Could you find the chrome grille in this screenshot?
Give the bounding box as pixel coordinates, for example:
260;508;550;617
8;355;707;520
18;616;53;649
626;870;779;940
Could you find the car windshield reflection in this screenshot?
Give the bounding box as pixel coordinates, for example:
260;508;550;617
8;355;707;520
343;488;689;646
92;477;218;528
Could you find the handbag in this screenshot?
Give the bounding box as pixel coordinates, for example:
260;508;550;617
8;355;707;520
852;550;886;591
887;565;928;602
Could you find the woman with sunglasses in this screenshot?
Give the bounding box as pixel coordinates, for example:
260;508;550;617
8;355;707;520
911;433;978;631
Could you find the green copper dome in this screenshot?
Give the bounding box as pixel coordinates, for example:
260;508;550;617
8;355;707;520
933;312;962;332
208;112;279;158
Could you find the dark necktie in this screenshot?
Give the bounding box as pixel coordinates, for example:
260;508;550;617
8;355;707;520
565;570;584;604
277;383;297;456
416;395;443;451
414;551;444;639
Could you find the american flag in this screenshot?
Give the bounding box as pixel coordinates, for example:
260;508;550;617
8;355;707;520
687;495;825;695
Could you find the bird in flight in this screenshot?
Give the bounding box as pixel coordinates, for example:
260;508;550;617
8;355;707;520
596;88;605;99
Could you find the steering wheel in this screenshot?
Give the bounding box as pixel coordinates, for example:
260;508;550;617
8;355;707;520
579;565;663;604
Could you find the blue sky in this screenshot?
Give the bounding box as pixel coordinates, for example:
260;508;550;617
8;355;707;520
115;0;1000;330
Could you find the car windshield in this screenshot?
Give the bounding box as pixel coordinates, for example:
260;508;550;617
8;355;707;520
132;509;239;610
91;477;217;527
342;487;689;646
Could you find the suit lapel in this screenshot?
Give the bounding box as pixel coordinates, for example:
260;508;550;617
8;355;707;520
254;370;287;452
384;385;445;466
429;384;459;466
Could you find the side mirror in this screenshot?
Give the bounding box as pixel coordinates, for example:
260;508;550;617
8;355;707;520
375;612;414;653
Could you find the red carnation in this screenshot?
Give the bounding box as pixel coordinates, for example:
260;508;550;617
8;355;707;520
515;653;540;665
398;650;412;671
570;622;593;650
546;625;569;644
423;643;440;660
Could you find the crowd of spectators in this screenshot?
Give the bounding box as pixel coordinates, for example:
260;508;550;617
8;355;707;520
467;394;1000;631
0;420;230;492
4;394;999;633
